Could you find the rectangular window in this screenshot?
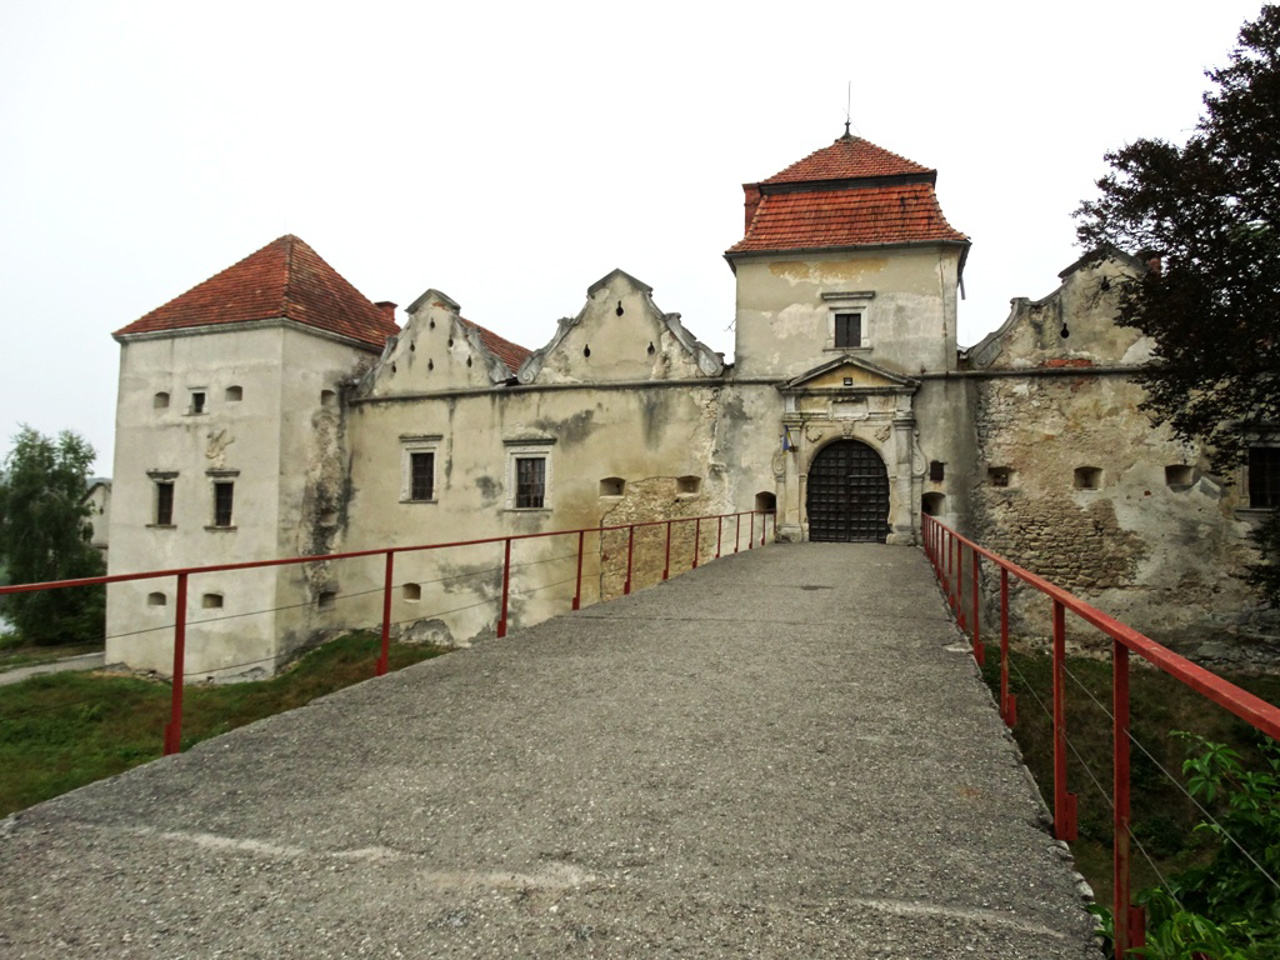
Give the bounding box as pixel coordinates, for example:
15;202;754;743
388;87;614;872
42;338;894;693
834;313;862;349
189;390;206;414
409;452;434;501
155;482;174;526
1249;447;1280;508
213;481;234;527
516;457;546;509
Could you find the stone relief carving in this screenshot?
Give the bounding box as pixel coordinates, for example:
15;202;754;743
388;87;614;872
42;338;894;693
841;421;855;438
912;428;928;476
205;429;234;468
874;424;891;444
771;449;787;479
804;424;825;443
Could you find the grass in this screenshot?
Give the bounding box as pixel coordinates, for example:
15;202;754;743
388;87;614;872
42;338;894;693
0;631;446;817
978;644;1280;906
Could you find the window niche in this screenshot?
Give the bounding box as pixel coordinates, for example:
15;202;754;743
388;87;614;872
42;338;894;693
1165;464;1196;489
202;593;224;610
147;592;167;607
599;477;625;497
988;467;1012;488
755;491;777;513
402;583;422;602
677;476;702;496
153;392;170;409
321;389;337;408
922;492;946;517
317;591;336;610
1074;466;1103;491
225;385;243;402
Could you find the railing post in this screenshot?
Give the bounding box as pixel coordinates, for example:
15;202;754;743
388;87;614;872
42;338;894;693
663;520;672;580
692;517;701;570
734;513;741;554
378;551;394;675
163;572;189;756
747;512;754;550
760;511;766;546
497;538;512;637
573;530;585;611
716;515;723;559
971;549;983;665
624;525;635;595
1052;599;1077;842
1001;567;1015;726
953;537;962;617
1113;639;1139;958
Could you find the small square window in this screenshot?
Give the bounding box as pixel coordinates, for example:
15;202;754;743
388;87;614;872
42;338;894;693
929;461;945;483
189;390;207;415
1249;447;1280;508
835;313;862;349
1074;467;1103;491
988;467;1012;488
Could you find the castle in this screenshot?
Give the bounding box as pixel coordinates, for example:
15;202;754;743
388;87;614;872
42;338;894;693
105;131;1279;678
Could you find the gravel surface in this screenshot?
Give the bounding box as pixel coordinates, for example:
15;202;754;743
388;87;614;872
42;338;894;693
0;543;1102;958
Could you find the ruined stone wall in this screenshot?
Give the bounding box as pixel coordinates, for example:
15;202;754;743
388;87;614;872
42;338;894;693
967;256;1277;663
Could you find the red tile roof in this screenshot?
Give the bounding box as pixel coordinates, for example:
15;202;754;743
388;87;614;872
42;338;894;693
462;318;532;374
727;183;968;254
727;133;968;257
115;235;400;348
763;134;932;183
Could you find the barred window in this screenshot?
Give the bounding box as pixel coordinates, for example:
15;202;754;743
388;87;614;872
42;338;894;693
155;482;174;526
213;482;234;527
409;452;434;501
516;457;546;509
1249;447;1280;508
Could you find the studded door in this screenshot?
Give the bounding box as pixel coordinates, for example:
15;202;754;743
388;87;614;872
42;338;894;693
806;440;890;542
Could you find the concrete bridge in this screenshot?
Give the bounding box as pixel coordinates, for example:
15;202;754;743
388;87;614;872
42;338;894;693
1;544;1101;958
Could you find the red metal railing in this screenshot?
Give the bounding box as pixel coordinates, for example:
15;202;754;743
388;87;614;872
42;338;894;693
0;509;773;758
923;514;1280;958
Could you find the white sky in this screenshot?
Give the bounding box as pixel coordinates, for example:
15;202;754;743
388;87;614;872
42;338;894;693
0;1;1265;475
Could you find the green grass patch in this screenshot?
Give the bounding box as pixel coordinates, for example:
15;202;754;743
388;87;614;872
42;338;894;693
0;632;445;817
978;645;1280;905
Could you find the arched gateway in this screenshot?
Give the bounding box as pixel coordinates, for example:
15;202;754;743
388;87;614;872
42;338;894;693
806;440;890;543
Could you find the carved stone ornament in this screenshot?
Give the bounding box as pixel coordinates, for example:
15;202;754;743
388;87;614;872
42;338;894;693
874;424;892;444
771;449;788;479
804;424;825;443
841;420;855;438
205;429;234;468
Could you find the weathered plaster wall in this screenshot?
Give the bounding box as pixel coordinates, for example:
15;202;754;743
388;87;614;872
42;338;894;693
732;246;962;380
106;325;375;678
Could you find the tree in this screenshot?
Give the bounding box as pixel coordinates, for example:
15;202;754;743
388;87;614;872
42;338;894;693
0;426;106;645
1075;5;1280;605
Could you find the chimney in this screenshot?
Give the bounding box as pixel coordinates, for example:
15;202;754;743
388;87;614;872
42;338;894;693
743;184;762;234
375;301;397;323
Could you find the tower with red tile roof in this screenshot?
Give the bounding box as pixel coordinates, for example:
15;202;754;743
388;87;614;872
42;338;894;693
726;130;969;381
724;131;971;545
107;237;407;677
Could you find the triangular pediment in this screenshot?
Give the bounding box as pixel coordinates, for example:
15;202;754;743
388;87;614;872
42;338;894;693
777;355;918;393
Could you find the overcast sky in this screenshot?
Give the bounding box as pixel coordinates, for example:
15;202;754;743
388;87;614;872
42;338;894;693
0;1;1266;475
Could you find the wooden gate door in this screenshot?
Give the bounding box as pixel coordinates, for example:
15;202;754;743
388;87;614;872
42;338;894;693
806;440;890;542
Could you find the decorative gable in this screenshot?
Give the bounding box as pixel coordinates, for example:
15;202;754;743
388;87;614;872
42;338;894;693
517;269;724;385
358;289;531;397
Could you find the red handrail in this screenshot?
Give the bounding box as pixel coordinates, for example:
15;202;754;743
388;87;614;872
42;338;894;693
1;509;775;756
922;514;1280;958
